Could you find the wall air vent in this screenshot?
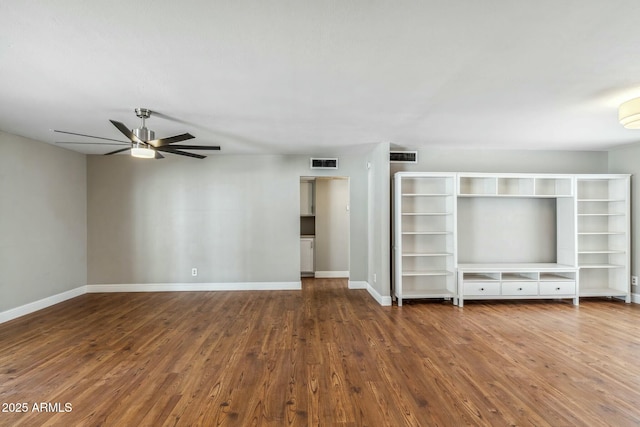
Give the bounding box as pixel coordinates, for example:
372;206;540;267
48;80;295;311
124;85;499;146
310;158;339;169
390;151;418;163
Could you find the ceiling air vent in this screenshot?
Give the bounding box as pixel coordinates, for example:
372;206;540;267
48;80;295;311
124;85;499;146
390;151;418;163
310;158;338;169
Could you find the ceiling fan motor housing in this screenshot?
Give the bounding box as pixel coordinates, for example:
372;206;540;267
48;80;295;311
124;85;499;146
133;127;155;142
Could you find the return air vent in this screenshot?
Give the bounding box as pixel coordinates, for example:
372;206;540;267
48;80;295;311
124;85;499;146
310;158;338;169
390;151;418;163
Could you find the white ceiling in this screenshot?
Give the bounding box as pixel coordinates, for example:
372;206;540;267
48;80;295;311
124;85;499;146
2;1;640;155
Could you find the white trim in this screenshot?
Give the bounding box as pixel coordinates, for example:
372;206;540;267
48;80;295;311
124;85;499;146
366;283;392;306
314;271;350;278
86;281;302;293
631;293;640;304
348;281;368;289
0;281;303;324
0;286;86;324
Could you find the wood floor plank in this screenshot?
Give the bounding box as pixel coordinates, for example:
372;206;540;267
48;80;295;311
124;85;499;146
2;281;640;426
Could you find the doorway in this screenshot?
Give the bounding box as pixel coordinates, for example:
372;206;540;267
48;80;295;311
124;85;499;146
300;177;350;279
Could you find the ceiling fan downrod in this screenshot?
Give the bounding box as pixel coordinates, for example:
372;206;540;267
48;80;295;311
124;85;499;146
133;108;154;142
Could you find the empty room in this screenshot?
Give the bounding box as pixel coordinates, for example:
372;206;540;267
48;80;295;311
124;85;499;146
2;1;640;426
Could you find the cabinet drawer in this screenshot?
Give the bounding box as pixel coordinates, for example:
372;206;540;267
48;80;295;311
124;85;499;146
501;281;538;296
539;281;576;295
463;282;500;296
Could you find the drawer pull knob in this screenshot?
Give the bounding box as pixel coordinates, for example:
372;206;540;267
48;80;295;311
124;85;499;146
518;287;523;291
556;287;561;291
480;287;485;291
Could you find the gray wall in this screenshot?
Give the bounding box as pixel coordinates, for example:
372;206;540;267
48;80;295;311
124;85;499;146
367;142;391;298
390;147;608;174
608;143;639;294
315;177;350;274
87;149;373;285
457;197;557;263
0;132;86;312
88;155;301;284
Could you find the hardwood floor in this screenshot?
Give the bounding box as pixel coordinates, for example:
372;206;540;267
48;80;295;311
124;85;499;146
1;279;640;426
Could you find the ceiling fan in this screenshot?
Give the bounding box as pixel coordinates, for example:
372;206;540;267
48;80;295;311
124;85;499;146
55;108;220;159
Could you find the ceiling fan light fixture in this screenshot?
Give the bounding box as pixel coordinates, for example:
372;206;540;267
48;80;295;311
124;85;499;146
619;97;640;129
131;143;155;159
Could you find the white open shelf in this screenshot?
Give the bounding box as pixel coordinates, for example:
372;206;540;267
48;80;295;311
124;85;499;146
394;173;457;306
399;289;457;298
402;270;453;276
402;193;451;197
402;252;453;256
576;176;630;302
402;231;452;235
580;288;629;297
458;174;573;197
402;212;451;216
579;264;625;269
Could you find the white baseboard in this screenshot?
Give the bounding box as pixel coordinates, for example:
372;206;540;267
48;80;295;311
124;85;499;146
0;286;86;324
0;282;302;324
631;293;640;304
366;282;392;306
313;279;391;306
86;281;302;293
348;281;368;289
314;271;350;278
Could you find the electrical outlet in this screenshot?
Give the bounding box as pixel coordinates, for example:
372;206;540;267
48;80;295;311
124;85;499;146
632;276;638;286
191;268;198;277
373;273;377;283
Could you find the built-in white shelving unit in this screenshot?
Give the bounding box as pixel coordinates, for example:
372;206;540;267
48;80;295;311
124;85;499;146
393;173;457;306
392;172;631;306
576;175;630;302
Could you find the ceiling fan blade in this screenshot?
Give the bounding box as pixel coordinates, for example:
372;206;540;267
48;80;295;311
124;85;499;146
148;133;195;147
56;141;129;146
109;120;143;144
105;147;131;155
160;144;220;151
157;147;206;159
54;130;129;144
155;150;165;159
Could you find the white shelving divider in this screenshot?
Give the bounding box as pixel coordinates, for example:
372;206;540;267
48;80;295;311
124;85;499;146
393;172;457;306
576;175;631;302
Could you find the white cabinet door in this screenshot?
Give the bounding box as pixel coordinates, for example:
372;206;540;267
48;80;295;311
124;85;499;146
300;238;314;273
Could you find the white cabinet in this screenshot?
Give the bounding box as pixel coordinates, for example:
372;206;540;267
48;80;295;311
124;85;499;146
393;173;457;306
576;175;630;302
300;237;315;274
457;266;577;306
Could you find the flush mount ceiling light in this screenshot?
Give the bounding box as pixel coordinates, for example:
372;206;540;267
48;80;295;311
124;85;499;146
131;142;155;159
619;97;640;129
